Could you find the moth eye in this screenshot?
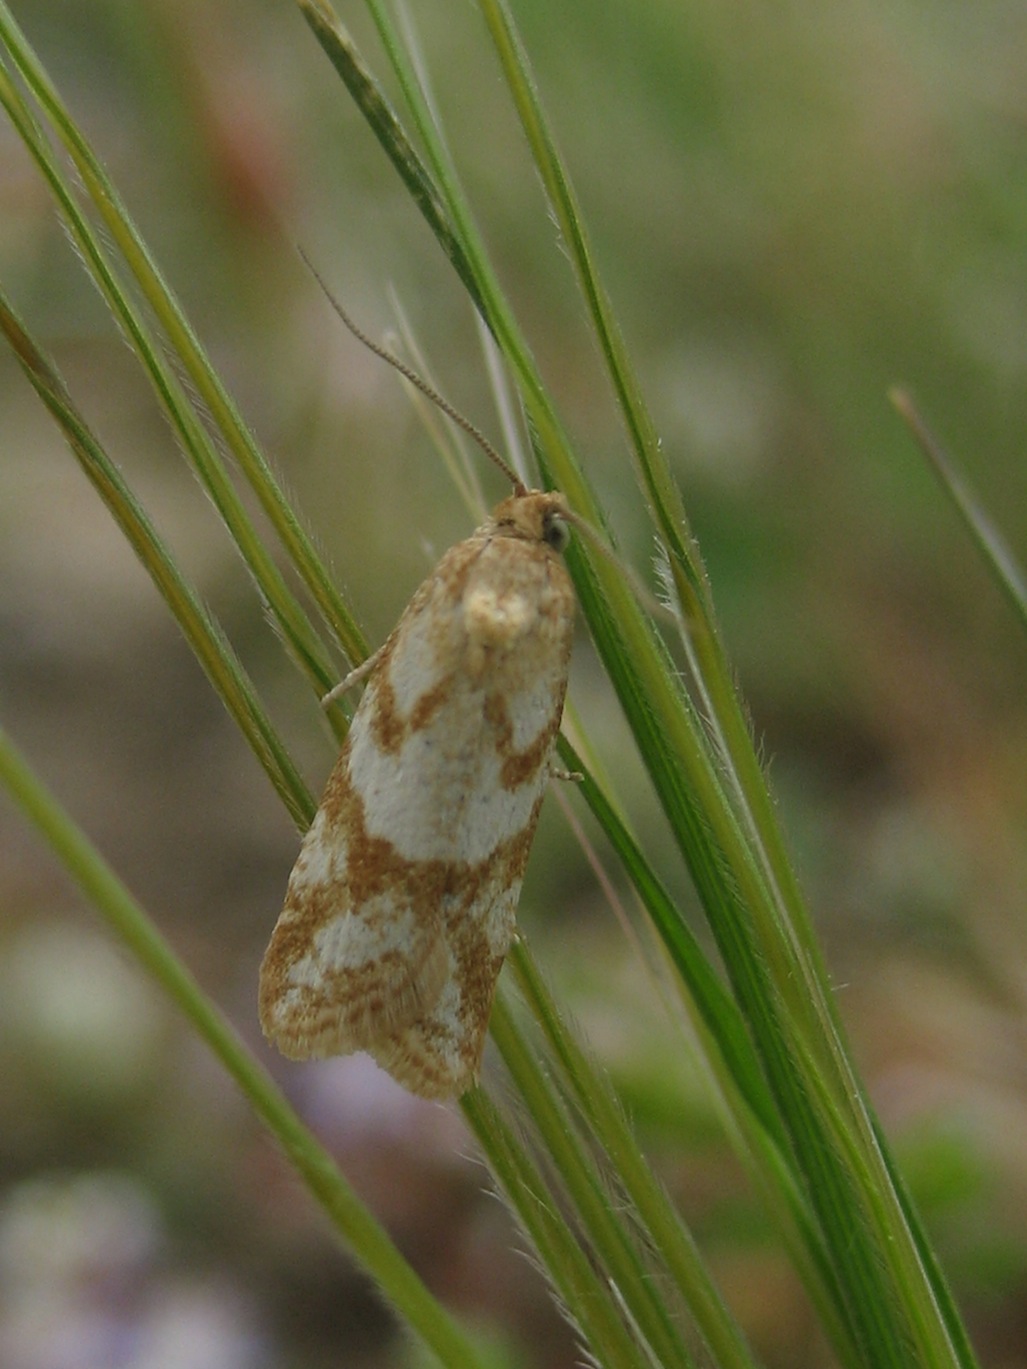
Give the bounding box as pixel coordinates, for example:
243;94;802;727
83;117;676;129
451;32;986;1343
543;514;570;554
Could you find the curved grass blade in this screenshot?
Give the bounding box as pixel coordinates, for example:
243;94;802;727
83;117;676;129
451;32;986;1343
0;727;498;1369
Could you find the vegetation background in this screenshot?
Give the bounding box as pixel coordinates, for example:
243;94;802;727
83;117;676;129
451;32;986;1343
1;0;1026;1365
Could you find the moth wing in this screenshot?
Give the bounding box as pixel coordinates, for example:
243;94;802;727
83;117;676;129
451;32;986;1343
370;865;524;1099
258;795;451;1060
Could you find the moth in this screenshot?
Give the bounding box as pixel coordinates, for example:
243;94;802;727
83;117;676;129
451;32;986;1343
259;296;576;1098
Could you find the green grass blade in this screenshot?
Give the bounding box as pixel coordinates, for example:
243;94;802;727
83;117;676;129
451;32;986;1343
470;0;851;1101
0;2;365;674
460;1086;651;1369
473;0;819;964
874;1115;982;1369
0;288;314;829
891;389;1027;634
555;738;780;1149
0;48;346;707
300;0;484;317
487;989;704;1369
0;726;495;1369
504;946;760;1369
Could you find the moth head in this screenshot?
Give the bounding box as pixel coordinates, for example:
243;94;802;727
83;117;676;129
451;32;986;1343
491;490;571;554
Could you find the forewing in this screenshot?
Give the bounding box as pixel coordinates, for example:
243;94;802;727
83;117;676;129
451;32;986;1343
257;766;450;1059
370;866;524;1099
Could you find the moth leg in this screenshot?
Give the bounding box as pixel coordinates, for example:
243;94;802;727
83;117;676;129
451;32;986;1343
321;643;386;708
551;765;584;783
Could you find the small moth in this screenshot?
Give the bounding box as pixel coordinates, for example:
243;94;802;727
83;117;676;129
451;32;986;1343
259;298;575;1098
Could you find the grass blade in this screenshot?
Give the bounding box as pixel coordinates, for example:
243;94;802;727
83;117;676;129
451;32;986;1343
0;726;495;1369
0;288;313;828
891;389;1027;633
461;1085;652;1369
486;990;706;1369
0;0;365;676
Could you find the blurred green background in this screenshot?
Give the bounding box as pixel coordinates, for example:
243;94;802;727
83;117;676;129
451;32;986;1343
2;0;1027;1365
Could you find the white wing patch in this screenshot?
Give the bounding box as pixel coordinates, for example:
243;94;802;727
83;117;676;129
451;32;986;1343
259;491;575;1098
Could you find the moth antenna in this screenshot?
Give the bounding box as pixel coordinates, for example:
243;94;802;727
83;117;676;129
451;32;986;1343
299;248;526;495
